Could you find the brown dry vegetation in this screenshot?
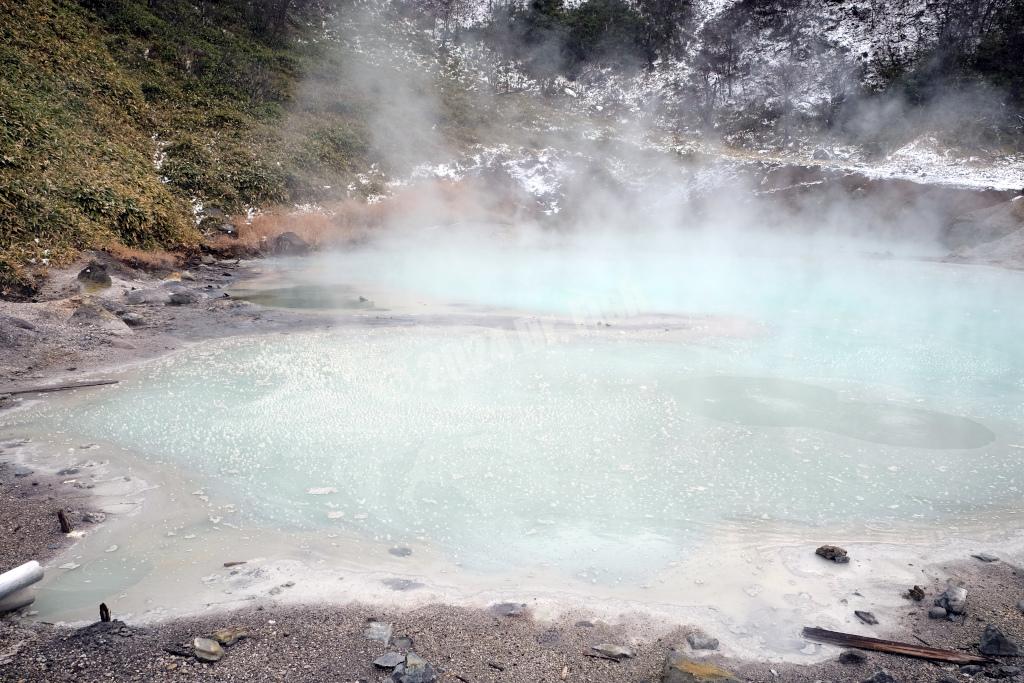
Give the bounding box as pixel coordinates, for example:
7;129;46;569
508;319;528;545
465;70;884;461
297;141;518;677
101;244;182;272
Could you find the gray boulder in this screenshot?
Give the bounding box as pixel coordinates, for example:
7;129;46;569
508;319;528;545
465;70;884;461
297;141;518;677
686;633;719;651
126;288;171;305
391;652;436;683
69;302;131;335
271;231;311;256
0;314;37;348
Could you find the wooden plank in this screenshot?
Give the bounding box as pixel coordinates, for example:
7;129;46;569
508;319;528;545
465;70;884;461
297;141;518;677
6;380;119;396
803;627;993;665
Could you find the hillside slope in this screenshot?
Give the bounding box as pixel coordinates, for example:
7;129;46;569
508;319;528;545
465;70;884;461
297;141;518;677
0;0;372;297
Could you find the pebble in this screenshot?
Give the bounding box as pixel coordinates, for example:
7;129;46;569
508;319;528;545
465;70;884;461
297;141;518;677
192;637;223;663
372;651;404;669
971;552;999;563
903;585;925;601
686;633;719;650
392;636;414;650
928;606;948;619
589;643;634;661
815;544;850;563
855;610;878;625
839;650;867;664
388;546;413;557
934;583;968;615
211;626;249;646
863;671;897;683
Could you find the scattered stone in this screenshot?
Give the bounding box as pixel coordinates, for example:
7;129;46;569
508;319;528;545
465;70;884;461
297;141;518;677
77;262;112;289
928;606;948;620
862;671;896;683
163;643;193;658
588;643;635;661
271;231;311;256
126;288;170;305
391;652;437;683
117;310;146;327
903;585;925;601
168;290;201;305
816;545;850;563
373;652;404;669
575;620;594;628
958;664;984;676
839;650;867;665
69;302;132;335
0;394;14;410
661;650;738;682
382;578;423;591
57;467;80;476
389;546;413;557
687;634;719;651
971;552;999;563
12;465;33;478
192;637;223;663
855;610;879;625
935;583;968;615
364;621;393;645
216;222;236;236
392;636;414;650
490;602;527;617
83;511;106;524
210;626;249;646
990;664;1022;679
979;625;1021;656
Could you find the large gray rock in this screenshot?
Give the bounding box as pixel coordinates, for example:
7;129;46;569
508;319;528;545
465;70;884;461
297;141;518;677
934;583;968;615
816;545;850;563
979;625;1021;656
0;314;37;347
126;288;171;305
77;261;112;289
661;650;738;682
271;231;311;256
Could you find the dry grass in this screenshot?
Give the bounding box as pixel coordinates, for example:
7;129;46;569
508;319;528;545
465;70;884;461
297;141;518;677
102;244;181;272
204;178;526;256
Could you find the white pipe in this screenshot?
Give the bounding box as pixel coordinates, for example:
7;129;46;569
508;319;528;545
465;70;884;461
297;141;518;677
0;561;43;613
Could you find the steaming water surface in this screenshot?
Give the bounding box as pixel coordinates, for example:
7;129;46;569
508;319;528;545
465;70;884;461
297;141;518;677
8;238;1024;646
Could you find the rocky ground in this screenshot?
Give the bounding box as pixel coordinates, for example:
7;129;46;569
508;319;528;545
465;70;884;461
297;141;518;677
2;253;1024;682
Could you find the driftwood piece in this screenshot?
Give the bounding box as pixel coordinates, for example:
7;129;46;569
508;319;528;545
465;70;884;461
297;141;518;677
57;510;72;534
803;627;993;665
6;380;119;396
100;603;111;623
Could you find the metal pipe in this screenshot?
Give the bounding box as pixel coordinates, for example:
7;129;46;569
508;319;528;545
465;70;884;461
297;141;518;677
0;561;44;613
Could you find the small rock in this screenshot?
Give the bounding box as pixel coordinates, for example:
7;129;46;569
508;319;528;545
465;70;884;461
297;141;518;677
382;578;423;591
971;552;999;563
855;610;879;625
903;585;925;601
83;511;106;524
192;637;223;663
958;664;984;676
589;643;634;661
839;650;867;665
392;636;414;650
13;465;33;477
979;624;1022;656
1017;599;1024;614
389;546;413;557
928;606;948;619
686;634;719;651
391;652;437;683
862;671;897;683
126;288;170;305
117;311;146;327
0;394;15;410
69;302;132;335
57;467;80;476
201;254;217;265
364;621;393;645
935;583;968;615
271;231;311;256
181;271;197;282
990;664;1022;679
77;262;112;289
211;626;249;646
373;652;404;669
816;545;850;563
490;602;527;617
661;650;738;682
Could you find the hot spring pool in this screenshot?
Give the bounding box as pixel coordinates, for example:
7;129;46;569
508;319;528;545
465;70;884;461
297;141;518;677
6;240;1024;653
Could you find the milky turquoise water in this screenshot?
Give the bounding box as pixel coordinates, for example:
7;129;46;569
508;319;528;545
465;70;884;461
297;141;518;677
16;242;1024;580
